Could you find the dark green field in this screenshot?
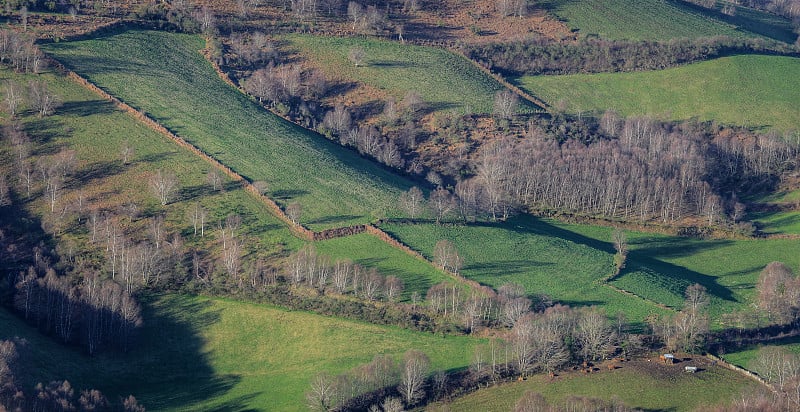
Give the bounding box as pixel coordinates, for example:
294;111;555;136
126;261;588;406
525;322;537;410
44;29;416;230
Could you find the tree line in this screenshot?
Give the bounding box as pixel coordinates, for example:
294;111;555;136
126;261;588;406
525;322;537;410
465;36;797;77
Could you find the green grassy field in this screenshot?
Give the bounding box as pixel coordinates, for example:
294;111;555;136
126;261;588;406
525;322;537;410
44;29;416;230
539;0;794;41
284;34;537;115
380;217;669;327
0;294;480;411
314;233;453;300
425;359;760;411
0;66;300;264
381;217;800;329
723;336;800;372
515;55;800;132
544;222;800;326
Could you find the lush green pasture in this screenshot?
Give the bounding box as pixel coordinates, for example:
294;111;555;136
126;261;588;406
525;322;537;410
547;222;800;326
315;233;453;300
380;217;668;326
515;55;800;132
44;29;415;230
425;360;760;411
0;294;479;411
284;34;537;115
539;0;793;41
0;67;299;262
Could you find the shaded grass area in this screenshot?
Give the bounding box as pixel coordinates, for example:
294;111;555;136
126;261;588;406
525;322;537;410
314;233;453;300
514;55;800;132
44;29;416;230
425;359;760;411
723;336;800;372
548;222;800;327
380;216;668;327
283;34;539;115
539;0;793;41
1;294;480;411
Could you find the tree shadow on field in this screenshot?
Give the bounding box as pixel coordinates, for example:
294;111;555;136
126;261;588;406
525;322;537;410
122;294;246;411
0;206;244;410
24;117;68;151
495;215;737;303
73;160;125;188
465;260;554;277
271;189;309;200
307;214;363;225
58;100;117;117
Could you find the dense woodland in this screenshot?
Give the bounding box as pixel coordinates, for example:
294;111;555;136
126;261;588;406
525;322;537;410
2;0;800;411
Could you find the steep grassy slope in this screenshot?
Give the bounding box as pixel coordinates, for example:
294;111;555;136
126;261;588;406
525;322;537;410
515;55;800;132
44;29;416;230
284;34;538;115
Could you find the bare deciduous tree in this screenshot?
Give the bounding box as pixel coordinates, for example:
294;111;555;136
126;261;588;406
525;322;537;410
399;186;425;219
149;169;179;206
493;90;519;120
398;350;429;407
28;80;60;117
348;46;366;67
286;202;302;224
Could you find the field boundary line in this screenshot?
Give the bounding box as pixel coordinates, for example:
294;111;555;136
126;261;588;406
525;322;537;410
47;57;316;241
365;224;485;291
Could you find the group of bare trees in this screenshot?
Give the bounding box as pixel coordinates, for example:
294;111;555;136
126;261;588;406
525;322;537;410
307;349;431;411
757;261;800;324
284;245;405;301
0;338;145;411
0;29;45;74
467;36;794;77
648;284;710;353
4;79;61;119
13;263;143;355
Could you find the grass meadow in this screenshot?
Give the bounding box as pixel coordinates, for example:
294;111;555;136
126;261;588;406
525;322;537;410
0;294;480;411
283;34;538;115
539;0;795;41
382;216;800;329
546;222;800;327
0;66;301;266
515;55;800;132
44;29;416;230
380;216;670;328
314;233;454;300
424;358;760;411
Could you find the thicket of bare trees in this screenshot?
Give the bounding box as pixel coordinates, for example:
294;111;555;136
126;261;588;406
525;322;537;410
757;261;800;324
13;262;143;355
0;338;146;411
0;29;45;74
466;36;794;77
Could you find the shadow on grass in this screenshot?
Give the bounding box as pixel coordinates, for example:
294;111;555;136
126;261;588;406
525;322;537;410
488;215;738;302
0;203;241;411
58;99;117;117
